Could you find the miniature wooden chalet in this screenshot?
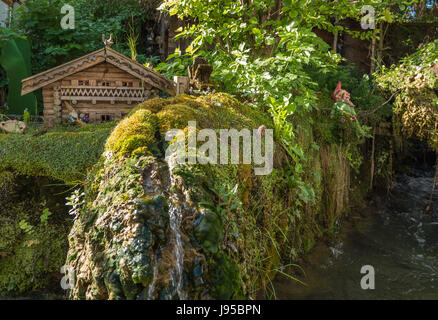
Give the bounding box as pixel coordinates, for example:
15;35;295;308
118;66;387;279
21;47;175;126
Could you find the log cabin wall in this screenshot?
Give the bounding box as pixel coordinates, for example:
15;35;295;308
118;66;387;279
46;62;159;125
22;47;176;126
42;84;56;126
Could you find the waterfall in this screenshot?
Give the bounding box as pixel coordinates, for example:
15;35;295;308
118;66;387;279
166;154;187;300
168;199;187;300
147;255;159;300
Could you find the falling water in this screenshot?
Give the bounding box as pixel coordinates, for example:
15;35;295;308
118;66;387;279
168;200;187;300
147;255;159;300
166;154;187;300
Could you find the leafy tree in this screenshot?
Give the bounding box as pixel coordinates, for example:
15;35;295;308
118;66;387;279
158;1;381;158
157;0;386;215
11;0;155;73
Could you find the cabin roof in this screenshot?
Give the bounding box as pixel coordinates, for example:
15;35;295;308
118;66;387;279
21;47;175;96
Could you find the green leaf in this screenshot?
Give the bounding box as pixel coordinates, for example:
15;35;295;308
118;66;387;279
0;38;38;115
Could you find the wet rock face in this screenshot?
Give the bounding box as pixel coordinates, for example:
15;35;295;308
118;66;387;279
67;93;344;300
65;94;257;299
67;156;172;299
68;152;243;300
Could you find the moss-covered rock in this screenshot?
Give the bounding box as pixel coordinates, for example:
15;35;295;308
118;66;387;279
0;122;116;296
65;93;358;300
194;208;223;255
209;253;241;299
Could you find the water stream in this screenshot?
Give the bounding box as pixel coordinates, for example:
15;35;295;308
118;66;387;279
165;155;187;300
274;167;438;299
147;255;159;300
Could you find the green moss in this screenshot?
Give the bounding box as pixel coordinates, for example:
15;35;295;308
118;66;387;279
0;123;114;183
194;208;223;254
0;176;71;295
106;109;158;158
66;92;364;300
156;104;200;134
209;253;241;299
107;93;273;160
0;170;16;203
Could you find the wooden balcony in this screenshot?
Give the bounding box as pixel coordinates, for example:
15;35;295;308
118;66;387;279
59;86;155;103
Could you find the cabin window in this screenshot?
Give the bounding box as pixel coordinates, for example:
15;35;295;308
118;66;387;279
98;81;111;87
78;80;90;86
101;114;112;122
122;81;133;87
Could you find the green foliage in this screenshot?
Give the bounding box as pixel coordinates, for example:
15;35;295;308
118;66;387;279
0;182;71;295
40;208;53;225
157;0;380;217
18;220;35;236
160;0;341;113
308;64;390;125
209;253;242;299
19;207;52;237
159;0;414;109
11;0;156;74
331;102;357;118
156;48;193;77
376;39;438;150
197;184;242;254
200;184;241;229
126;16;139;61
378;39;438;86
0;27;24;44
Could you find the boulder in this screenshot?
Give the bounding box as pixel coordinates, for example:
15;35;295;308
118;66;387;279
0;120;28;134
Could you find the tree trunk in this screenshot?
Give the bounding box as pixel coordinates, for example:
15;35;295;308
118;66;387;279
370;127;376;190
332;18;339;52
377;22;384;69
370;28;377;74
